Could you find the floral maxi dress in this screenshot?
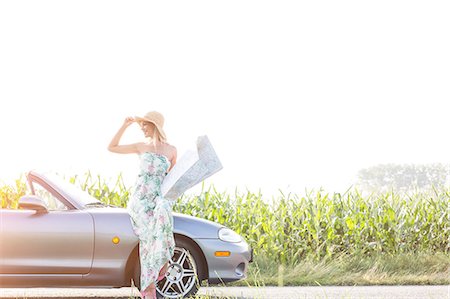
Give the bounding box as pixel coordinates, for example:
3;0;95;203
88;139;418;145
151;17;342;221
126;152;175;293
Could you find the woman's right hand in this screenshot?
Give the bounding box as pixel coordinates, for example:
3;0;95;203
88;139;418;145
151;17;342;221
123;117;135;127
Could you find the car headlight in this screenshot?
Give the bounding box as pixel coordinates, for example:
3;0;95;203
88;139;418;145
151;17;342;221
218;227;242;243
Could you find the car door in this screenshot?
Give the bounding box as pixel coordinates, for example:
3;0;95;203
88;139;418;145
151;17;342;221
0;177;94;275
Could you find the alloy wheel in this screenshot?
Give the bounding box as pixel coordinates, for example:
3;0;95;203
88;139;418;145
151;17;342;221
156;247;198;298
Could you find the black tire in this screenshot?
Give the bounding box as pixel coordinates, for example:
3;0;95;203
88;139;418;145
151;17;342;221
132;251;141;290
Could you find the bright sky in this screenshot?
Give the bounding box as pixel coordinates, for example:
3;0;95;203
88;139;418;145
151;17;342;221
1;1;449;196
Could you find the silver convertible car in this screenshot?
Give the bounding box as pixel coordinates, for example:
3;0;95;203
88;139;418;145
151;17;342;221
0;171;252;298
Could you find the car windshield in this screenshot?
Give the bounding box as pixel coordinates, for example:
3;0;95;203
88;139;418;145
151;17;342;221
43;173;102;207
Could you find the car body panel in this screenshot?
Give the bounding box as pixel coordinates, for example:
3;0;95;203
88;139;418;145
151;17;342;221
0;209;94;275
172;212;225;239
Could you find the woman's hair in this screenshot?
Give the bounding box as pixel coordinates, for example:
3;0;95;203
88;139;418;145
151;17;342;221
152;128;167;143
146;122;167;144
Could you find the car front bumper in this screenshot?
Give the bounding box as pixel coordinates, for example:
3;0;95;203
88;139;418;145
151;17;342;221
194;238;252;284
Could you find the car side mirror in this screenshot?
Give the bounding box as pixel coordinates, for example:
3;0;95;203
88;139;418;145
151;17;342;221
18;195;49;213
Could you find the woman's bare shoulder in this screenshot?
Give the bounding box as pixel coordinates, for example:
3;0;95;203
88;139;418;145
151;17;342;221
166;143;177;154
163;143;176;160
167;143;177;150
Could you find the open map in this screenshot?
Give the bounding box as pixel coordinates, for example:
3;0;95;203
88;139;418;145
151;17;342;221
161;135;223;200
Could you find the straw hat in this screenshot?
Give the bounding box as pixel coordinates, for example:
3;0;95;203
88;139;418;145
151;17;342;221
134;111;167;140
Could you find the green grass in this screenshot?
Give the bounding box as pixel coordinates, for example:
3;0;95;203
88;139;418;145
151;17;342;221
240;252;449;286
1;171;449;285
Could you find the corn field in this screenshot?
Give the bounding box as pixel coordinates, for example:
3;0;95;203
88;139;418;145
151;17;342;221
1;172;449;266
176;187;449;265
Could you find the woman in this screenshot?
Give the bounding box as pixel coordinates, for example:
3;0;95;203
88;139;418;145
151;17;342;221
108;111;177;299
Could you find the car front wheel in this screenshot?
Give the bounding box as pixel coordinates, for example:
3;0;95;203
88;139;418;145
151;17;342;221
156;240;202;299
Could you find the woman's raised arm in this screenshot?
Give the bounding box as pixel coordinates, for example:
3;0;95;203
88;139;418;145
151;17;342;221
107;117;140;154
